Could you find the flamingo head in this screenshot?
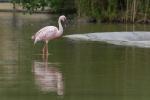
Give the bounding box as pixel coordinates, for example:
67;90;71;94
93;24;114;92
59;15;66;22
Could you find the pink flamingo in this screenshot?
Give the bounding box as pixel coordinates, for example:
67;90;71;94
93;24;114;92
32;15;66;55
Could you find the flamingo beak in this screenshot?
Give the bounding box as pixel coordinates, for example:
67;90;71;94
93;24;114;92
64;19;67;28
64;23;67;28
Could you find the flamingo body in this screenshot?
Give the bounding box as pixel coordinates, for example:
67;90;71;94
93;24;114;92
32;15;66;55
33;26;59;44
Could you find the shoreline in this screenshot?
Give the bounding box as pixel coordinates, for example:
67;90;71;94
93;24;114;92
77;17;150;24
0;3;149;24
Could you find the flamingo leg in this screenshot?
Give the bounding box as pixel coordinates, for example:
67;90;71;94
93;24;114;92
42;41;49;60
45;45;48;61
45;41;49;55
42;43;46;59
42;44;45;54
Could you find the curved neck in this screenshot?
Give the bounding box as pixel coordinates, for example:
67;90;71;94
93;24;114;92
58;19;63;34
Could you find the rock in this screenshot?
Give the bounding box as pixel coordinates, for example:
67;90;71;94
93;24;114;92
64;32;150;48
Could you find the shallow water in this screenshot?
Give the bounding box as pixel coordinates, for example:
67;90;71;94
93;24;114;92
1;12;150;100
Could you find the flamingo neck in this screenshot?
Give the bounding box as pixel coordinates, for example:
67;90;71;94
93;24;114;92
58;19;63;35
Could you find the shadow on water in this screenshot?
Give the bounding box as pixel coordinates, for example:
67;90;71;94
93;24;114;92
32;54;64;96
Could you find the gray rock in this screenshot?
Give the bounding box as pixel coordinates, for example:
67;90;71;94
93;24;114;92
64;32;150;48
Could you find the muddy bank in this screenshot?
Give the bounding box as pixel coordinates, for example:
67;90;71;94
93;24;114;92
77;17;150;24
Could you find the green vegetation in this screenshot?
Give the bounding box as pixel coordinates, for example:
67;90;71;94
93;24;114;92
12;0;150;23
76;0;150;23
12;0;61;13
12;0;75;13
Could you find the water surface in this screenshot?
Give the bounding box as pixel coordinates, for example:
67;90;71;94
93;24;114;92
0;12;150;100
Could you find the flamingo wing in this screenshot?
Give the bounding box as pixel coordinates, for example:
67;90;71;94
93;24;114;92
34;26;58;44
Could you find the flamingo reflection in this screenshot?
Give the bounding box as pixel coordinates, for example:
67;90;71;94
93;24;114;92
32;54;64;95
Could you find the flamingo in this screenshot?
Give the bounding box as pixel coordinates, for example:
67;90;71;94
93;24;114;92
32;15;66;55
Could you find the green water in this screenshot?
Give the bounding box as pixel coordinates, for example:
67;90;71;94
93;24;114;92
1;12;150;100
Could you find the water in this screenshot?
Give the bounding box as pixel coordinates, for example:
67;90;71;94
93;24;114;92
0;12;150;100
